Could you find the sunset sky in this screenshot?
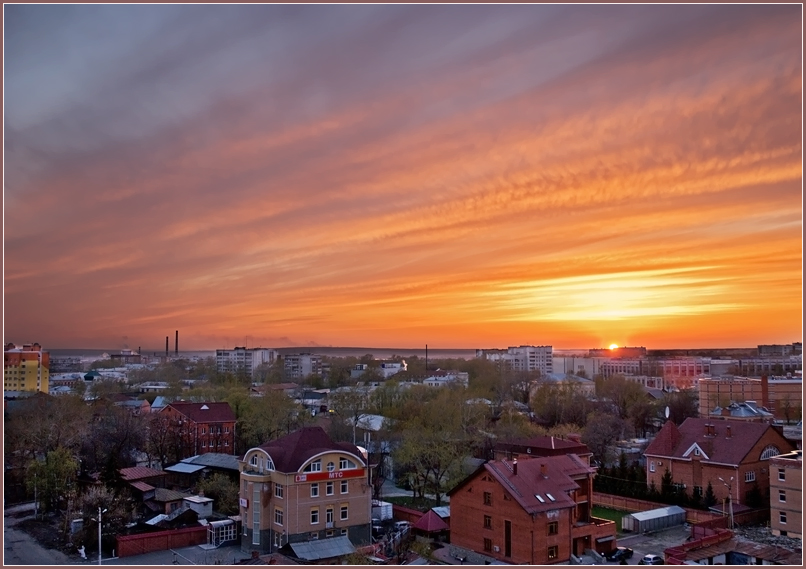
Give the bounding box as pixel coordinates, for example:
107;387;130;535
4;4;802;351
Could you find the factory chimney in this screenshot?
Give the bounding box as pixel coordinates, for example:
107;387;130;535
175;330;179;355
166;336;169;356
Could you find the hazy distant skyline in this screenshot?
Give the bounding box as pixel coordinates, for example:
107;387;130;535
4;5;803;351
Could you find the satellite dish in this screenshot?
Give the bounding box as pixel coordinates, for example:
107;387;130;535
665;406;670;419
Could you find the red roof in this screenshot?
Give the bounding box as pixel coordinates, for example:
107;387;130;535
413;510;449;533
644;418;792;466
120;466;166;481
248;426;365;473
129;481;155;493
164;401;236;423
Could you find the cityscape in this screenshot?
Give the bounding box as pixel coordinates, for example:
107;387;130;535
4;3;803;568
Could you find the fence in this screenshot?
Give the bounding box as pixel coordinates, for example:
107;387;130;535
593;492;724;525
116;526;207;557
392;504;425;525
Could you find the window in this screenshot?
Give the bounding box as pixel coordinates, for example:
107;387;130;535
304;460;322;473
311;508;319;525
225;427;229;433
341;480;349;494
326;482;334;496
310;532;319;540
275;484;284;499
745;470;756;483
311;483;319;498
693;486;702;498
483;538;492;552
760;445;781;460
483;492;492;506
341;529;348;536
779;512;787;524
224;441;229;447
250;455;258;467
253;489;261;545
779;490;786;502
326;507;334;524
202;428;206;434
327;462;335;472
326;530;334;537
547;522;558;535
201;441;206;448
274;508;283;526
340;458;356;470
694;447;700;456
649;461;655;473
778;469;786;482
340;505;348;520
484;515;492;529
548;546;558;560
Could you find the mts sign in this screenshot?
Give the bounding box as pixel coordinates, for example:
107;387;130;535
295;468;365;483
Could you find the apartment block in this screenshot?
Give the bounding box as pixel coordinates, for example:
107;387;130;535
283;353;322;380
160;402;236;458
238;426;371;554
4;342;50;394
216;347;278;378
477;345;553;375
769;450;802;538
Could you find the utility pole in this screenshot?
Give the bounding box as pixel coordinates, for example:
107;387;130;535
718;477;734;529
98;506;103;565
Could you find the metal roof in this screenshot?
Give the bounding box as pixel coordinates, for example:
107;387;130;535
185;452;240;471
289;536;356;561
627;505;685;521
165;463;206;474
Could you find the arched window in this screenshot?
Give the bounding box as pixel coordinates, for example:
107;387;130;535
251;455;258;467
760;446;781;460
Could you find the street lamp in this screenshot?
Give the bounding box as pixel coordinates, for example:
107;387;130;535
717;477;734;529
92;507;108;565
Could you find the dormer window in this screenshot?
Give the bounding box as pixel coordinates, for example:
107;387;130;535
304;460;322;473
339;458;356;470
251;455;258;467
694;448;700;456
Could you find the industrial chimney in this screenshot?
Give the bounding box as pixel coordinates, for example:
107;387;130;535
175;330;179;355
165;336;169;356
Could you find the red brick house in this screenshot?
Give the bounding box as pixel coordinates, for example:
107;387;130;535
448;454;616;564
160;402;236;459
492;434;591;465
644;418;795;506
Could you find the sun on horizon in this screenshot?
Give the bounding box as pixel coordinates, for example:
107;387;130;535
609;344;619;350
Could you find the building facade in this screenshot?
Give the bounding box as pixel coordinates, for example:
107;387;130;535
160;402;237;458
644;418;795;506
283;353;322;380
238;426;371;554
4;342;50;393
477;345;553;375
698;375;803;422
448;454;616;564
769;450;802;539
216;348;278;378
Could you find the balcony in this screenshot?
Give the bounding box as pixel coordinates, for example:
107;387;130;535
326;522;334;529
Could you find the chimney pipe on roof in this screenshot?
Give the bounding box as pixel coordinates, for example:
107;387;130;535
513;459;518;476
726;425;731;438
540;463;547;478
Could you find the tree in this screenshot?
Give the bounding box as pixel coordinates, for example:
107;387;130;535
197;473;239;515
71;486;132;556
582;412;626;465
26;447;79;513
329;387;371;445
660;469;675;503
597;375;646;420
703;481;717;509
662;390;698;425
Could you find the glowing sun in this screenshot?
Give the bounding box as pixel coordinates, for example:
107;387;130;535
609;343;619;350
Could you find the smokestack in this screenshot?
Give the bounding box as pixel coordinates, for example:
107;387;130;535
166;336;169;356
513;459;518;476
175;330;179;355
425;344;428;373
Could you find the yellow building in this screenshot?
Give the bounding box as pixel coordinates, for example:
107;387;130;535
239;426;371;556
4;342;50;393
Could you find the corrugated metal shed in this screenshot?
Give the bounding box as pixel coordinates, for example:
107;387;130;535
289;536;356;561
622;505;686;533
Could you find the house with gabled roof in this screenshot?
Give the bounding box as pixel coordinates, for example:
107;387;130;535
447;454;616;564
644;418;795;506
238;426;371;555
160;401;236;459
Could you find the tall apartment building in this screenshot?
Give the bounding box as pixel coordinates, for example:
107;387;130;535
216;347;278;378
769;450;802;539
476;345;553;375
4;342;50;394
239;426;370;554
283;353;322;380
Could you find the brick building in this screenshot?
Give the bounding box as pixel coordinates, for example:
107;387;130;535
644;418;795;506
238;426;371;554
491;434;591;465
769;449;802;538
448;454;616;564
160;402;236;459
698;375;803;422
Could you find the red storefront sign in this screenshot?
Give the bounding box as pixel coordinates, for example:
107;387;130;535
294;468;365;483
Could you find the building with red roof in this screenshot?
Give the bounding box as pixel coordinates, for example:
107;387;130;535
447;454;616;564
238;426;371;555
160;402;236;459
644;418;795;506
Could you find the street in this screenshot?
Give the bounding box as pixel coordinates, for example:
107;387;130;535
3;502;77;566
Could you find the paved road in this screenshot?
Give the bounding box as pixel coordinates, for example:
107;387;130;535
4;503;77;566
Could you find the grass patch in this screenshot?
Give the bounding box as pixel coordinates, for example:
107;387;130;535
384;496;438;512
592;506;628;534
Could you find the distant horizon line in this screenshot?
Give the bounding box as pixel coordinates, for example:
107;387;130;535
45;345;772;353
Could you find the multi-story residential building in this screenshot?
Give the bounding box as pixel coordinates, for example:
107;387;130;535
378;361;406;379
423;369;469;388
698;375;803;422
600;357;711;389
552;356;610;380
769;449;802;538
216;347;278;378
476;345;553;375
759;343;802;357
160;402;236;459
448;454;616;564
588;346;647;358
4;342;50;394
238;426;371;554
644;418;795;506
283;353;322;380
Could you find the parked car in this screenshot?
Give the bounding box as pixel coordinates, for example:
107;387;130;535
638;554;664;565
394;521;411;532
606;547;634;562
